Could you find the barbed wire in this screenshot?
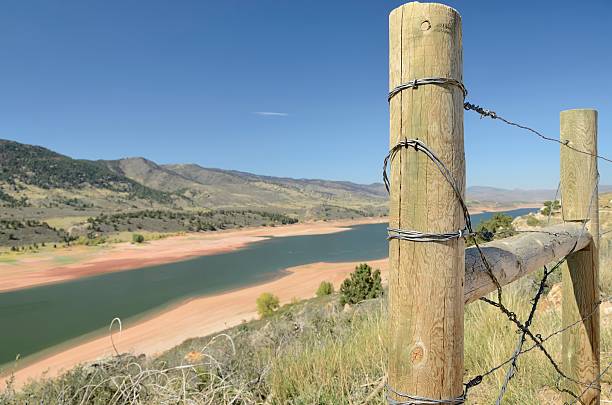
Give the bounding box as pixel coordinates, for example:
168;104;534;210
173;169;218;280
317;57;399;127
380;135;577;403
494;181;560;401
568;360;612;405
463;102;612;164
466;295;609;387
385;76;607;404
389;77;612;164
382;137;473;404
490;177;598;403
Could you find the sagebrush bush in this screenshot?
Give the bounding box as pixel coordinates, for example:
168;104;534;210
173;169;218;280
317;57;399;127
526;215;541;227
256;292;279;318
316;280;334;297
132;233;145;243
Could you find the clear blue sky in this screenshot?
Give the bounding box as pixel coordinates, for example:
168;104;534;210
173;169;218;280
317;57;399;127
1;1;610;189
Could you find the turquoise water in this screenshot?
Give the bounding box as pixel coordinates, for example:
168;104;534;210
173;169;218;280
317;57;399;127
0;208;537;366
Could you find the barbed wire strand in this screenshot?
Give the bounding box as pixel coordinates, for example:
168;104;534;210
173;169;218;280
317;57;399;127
494;262;554;405
463;102;612;164
381;135;551;401
493;178;597;404
380;135;569;402
471;295;609;386
568;360;612;405
389;79;612;164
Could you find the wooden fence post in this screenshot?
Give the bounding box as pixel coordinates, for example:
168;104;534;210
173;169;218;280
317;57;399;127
560;109;600;404
388;2;465;402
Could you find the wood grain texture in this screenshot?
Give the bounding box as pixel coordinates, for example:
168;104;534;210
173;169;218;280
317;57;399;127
560;109;600;404
561;110;598;221
388;2;464;400
464;223;592;304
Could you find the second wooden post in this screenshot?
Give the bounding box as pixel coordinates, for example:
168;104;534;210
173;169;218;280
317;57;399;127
560;109;600;404
388;2;465;401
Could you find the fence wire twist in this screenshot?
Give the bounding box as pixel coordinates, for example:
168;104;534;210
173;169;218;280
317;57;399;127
385;77;611;405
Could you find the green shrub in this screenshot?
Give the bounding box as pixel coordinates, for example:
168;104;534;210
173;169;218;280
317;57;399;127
541;200;561;216
256;292;280;318
468;213;515;245
132;233;145;244
526;215;541;227
339;263;383;306
315;281;334;297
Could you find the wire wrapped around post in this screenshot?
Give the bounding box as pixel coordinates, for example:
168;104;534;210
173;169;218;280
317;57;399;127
386;384;466;405
388;77;468;102
382;138;472;243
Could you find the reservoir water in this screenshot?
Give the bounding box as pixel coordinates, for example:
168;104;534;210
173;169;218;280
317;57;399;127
0;208;537;367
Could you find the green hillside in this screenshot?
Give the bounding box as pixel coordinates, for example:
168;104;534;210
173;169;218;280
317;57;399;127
0;140;172;206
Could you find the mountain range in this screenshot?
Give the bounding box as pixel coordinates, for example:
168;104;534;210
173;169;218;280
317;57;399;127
0;139;386;218
2;139;604;218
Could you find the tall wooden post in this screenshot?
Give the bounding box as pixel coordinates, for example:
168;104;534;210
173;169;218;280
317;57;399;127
388;2;465;401
561;109;600;404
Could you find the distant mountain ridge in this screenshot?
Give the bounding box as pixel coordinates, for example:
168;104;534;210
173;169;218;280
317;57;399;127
2;139;607;217
0;139;387;218
467;185;612;204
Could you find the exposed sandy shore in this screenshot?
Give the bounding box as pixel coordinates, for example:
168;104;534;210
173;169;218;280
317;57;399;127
468;203;540;215
0;258;389;389
0;217;385;293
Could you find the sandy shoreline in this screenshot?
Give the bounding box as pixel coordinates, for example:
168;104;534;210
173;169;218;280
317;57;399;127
468;203;540;215
0;217;385;293
0;258;389;389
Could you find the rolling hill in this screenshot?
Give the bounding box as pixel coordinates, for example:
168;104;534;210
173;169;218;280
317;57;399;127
0;139;387;218
0;139;173;208
99;157;386;213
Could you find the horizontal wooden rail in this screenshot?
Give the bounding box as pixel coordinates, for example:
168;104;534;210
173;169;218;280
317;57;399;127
465;223;592;304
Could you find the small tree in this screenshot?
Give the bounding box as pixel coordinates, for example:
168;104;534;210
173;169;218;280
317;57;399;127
256;292;280;318
469;213;515;245
132;233;145;244
316;281;334;297
340;263;383;306
541;200;561;216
